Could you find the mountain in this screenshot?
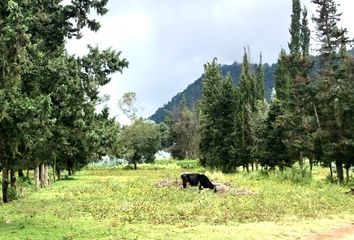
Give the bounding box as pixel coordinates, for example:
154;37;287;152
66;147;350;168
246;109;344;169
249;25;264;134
150;62;277;123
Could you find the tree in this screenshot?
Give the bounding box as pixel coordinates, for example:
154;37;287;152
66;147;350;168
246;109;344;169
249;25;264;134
312;0;351;183
119;92;138;122
284;2;314;171
199;58;237;172
0;1;49;201
289;0;302;60
170;97;199;159
0;0;128;201
261;99;293;170
159;111;173;150
255;53;265;101
274;49;292;103
235;50;262;171
121;119;161;169
199;58;224;168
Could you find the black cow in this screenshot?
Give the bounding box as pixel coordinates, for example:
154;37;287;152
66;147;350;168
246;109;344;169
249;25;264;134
180;172;217;192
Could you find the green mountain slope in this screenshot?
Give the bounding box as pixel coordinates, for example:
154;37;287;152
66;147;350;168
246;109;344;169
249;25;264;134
150;62;276;123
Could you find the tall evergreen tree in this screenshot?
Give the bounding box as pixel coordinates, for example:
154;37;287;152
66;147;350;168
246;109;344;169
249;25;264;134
255;53;265;101
199;58;224;168
289;0;302;59
300;7;311;59
238;51;257;170
285;2;313;171
274;49;292;103
312;0;351;183
0;0;128;201
199;59;237;172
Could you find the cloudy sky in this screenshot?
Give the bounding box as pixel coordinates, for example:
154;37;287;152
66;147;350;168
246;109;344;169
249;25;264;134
66;0;354;124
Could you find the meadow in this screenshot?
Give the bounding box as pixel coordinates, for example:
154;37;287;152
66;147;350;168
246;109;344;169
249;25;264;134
1;160;354;240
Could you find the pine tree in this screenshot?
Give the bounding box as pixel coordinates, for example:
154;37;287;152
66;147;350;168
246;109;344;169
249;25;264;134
285;2;313;171
301;7;311;59
312;0;350;183
237;50;259;171
255;53;265;101
274;49;292;103
289;0;302;59
199;59;237;172
239;50;257;111
199;58;224;168
261;99;292;170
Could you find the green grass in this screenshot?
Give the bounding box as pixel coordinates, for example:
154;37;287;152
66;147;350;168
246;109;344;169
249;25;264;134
1;162;354;239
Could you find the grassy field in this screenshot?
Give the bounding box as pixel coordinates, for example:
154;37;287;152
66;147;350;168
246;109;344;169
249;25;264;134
1;161;354;240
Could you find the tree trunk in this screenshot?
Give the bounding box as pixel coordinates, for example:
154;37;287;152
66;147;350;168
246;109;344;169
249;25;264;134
40;164;45;188
2;168;9;203
42;164;48;187
309;158;314;172
313;103;321;130
335;160;344;184
345;166;350;183
10;168;16;188
18;169;24;178
26;169;30;178
329;165;333;179
251;162;254;172
56;167;61;180
134;163;137;170
299;152;304;171
34;165;40;191
255;162;259;171
53;159;56;183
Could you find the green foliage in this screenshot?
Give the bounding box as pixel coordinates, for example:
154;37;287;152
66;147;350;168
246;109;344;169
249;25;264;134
255;53;265;101
289;0;301;59
311;0;353;183
275;49;292;102
261;99;293;170
169;97;199;159
121;119;161;169
0;0;128;202
199;59;237;172
175;159;200;169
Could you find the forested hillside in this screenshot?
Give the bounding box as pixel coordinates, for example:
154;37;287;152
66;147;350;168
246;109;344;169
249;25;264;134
150;62;276;123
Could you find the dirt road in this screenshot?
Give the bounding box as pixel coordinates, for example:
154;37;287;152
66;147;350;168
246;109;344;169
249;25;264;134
307;223;354;240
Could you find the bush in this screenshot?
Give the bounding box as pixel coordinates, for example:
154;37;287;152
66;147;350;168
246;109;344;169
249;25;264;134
175;159;199;169
275;166;313;185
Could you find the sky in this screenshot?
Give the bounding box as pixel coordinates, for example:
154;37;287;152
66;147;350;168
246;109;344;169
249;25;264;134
65;0;354;124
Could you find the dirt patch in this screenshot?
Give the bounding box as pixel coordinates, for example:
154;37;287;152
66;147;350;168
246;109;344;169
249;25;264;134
155;178;179;188
306;223;354;240
214;182;257;196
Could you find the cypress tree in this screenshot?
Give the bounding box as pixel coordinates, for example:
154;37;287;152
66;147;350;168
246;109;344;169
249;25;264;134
300;7;311;59
288;0;302;59
237;50;258;171
274;49;292;103
199;59;237;172
199;58;224;169
312;0;350;183
255;53;265;101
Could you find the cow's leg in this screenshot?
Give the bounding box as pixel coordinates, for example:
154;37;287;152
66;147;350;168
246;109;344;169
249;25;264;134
198;182;203;193
181;176;187;188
